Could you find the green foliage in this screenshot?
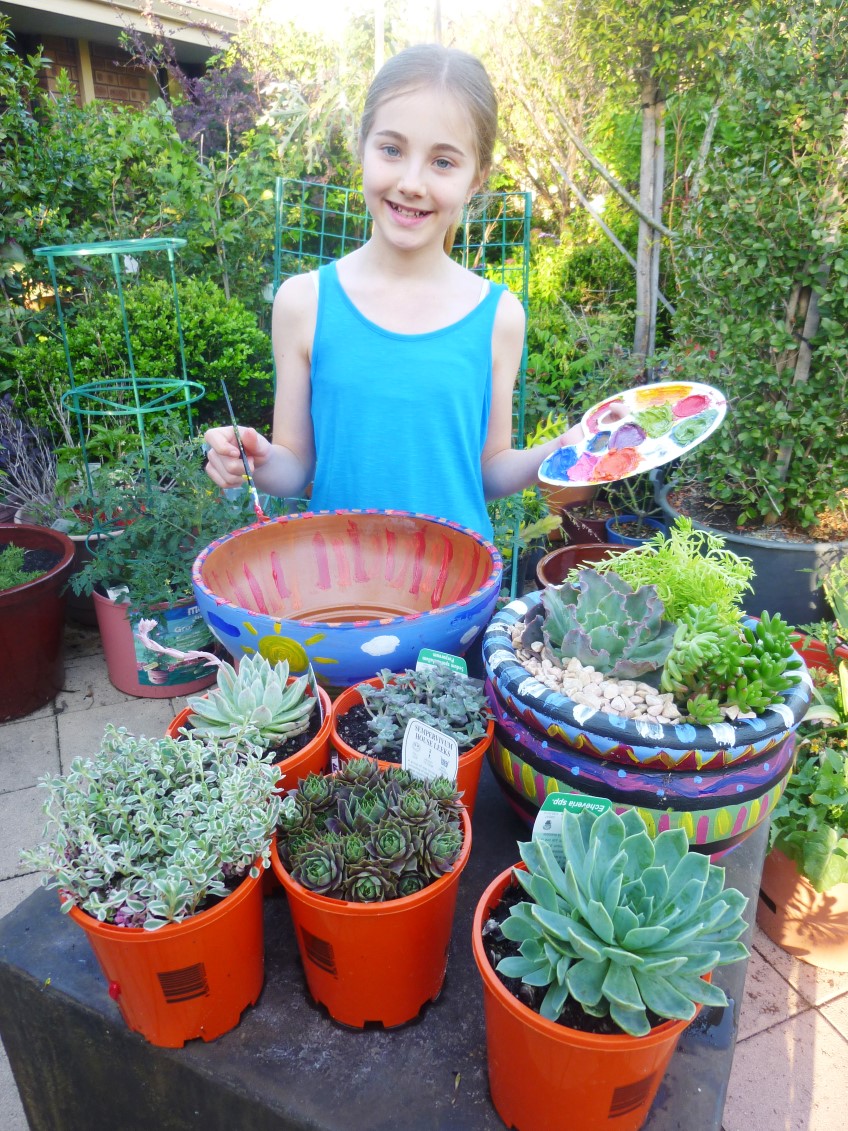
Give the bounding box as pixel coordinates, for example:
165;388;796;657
186;655;317;748
0;542;40;591
69;425;253;615
824;558;848;639
276;760;465;902
14;276;273;430
532;570;675;679
22;725;281;929
496;807;749;1037
595;517;754;625
354;667;492;758
671;2;848;527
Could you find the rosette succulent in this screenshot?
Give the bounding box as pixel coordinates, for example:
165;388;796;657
186;654;317;748
527;570;675;680
276;759;465;903
495;807;749;1037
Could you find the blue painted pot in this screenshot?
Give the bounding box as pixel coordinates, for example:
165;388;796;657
192;509;502;690
604;514;669;546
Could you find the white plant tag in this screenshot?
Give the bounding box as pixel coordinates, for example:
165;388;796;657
416;647;468;676
401;719;459;783
531;792;613;866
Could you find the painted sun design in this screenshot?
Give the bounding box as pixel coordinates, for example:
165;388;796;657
240;622;338;672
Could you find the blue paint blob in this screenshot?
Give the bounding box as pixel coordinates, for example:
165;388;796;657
694;776;703;784
571;767;580;775
763;763;770;772
736;784;744;792
544;446;578;478
618;769;627;778
206;611;242;638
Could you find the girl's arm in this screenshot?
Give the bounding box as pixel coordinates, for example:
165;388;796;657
480;292;584;500
203;275;316;497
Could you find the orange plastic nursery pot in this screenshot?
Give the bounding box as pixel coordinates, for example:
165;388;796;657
330;677;494;817
471;865;703;1131
271;805;472;1027
167;682;333;793
66;864;265;1048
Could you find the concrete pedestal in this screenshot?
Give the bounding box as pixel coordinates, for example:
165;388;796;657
0;770;766;1131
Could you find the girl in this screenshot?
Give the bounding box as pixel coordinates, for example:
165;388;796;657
203;44;589;539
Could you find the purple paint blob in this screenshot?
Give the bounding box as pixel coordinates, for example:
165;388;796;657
610;422;646;450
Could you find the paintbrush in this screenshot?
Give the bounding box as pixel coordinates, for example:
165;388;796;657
220;379;268;522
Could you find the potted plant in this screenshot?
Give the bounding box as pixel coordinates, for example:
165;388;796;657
472;806;750;1131
270;758;471;1027
21;725;281;1047
757;658;848;970
167;651;333;793
0;521;75;721
71;426;253;697
790;555;848;673
483;518;811;851
331;664;494;816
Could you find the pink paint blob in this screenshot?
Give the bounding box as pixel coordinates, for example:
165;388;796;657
567;452;599;481
673;394;711;418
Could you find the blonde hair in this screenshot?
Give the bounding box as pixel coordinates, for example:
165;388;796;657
359;44;498;253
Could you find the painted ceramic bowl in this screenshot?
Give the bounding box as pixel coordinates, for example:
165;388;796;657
192;510;502;689
485;680;796;854
483;591;812;772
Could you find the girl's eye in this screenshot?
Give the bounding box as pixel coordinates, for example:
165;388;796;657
382;144;401;158
434;158;454;170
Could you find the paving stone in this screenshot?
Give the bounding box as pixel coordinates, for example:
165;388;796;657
0;787;49;880
821;992;848;1040
56;697;180;765
754;924;848;1006
736;948;809;1041
0;714;59;794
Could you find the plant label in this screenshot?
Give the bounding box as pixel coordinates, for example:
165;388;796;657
416;648;468;677
401;719;459;783
532;792;613;865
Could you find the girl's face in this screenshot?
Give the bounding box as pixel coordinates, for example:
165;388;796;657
360;86;481;253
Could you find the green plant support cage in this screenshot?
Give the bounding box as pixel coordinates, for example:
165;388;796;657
32;237;204;493
272;178;532;595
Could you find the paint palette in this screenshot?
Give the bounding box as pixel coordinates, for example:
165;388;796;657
538;381;727;488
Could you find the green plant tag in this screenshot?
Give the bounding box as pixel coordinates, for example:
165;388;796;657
532;793;613;864
401;718;459;784
416;648;468;676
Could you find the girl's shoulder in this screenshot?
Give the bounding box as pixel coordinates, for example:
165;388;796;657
272;271;319;317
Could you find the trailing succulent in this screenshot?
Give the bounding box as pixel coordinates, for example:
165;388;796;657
495;808;749;1037
186;655;317;748
276;759;465;903
660;607;803;724
522;568;675;680
22;726;282;930
355;666;492;758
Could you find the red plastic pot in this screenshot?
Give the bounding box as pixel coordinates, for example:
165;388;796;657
790;634;848;674
271;806;472;1027
330;676;494;816
67;864;265;1048
0;523;75;721
472;864;704;1131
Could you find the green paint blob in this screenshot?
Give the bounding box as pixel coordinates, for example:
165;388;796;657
633;404;674;438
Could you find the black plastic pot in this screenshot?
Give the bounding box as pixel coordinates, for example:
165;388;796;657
656;483;847;624
0;523;75;721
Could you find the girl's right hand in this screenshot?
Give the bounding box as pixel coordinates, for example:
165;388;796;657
203;426;271;489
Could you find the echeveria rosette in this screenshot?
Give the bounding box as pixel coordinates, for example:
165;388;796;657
343;863;398;902
496;808;749;1037
419;825;464;881
540;570;675;680
366;818;416;875
290;844;345;897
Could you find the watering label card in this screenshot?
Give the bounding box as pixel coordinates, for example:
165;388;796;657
402;719;459;783
532;793;612;865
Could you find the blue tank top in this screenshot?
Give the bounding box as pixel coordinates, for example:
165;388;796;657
309;262;504;539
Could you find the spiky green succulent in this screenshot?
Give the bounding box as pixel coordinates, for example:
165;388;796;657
661;606;803;723
530;570;675;680
496;808;749;1037
186;654;317;748
277;759;464;903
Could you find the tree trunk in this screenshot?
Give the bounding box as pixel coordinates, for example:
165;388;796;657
634;76;664;362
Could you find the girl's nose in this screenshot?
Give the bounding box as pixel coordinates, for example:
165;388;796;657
397;164;426;197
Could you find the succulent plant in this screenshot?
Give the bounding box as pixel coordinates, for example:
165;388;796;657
186;654;317;748
530;570;676;680
661;607;803;723
355;666;492;757
495;807;749;1037
276;758;465;903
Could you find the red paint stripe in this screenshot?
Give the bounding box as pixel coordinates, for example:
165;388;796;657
331;536;351;588
269;551;291;600
384;529;396;581
225;569;251;609
243;564;268;614
431;535;453;607
454;543;481;601
346;520;369;583
409;529;426;596
312;533;331;590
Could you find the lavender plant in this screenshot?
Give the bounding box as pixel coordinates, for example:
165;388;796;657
353;666;492;758
22;726;281;930
276;759;465;903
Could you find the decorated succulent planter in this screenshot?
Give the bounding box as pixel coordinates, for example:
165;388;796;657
192;510;502;691
482;589;811;852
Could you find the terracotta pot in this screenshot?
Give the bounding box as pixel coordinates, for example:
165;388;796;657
472;864;703;1131
167;680;333;793
757;848;848;972
540;482;598;514
271;806;472;1028
192;509;502;691
330;676;494;816
0;523;75;721
535;542;627;588
67;864;265;1048
559;511;609;545
93;590;220;699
